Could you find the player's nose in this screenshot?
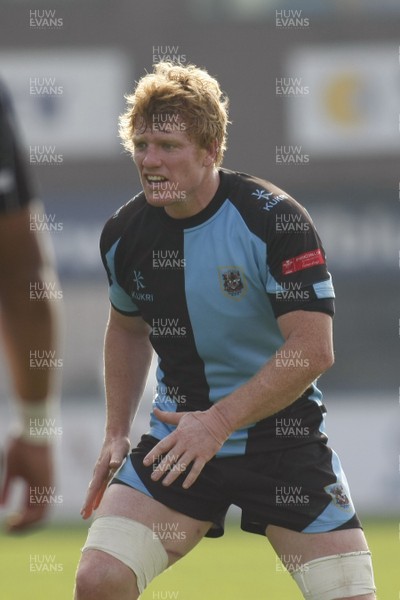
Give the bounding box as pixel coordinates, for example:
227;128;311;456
142;145;162;168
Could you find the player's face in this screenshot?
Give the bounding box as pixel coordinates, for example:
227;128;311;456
132;125;217;218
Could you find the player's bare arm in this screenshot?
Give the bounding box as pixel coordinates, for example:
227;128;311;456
81;307;152;519
145;310;333;488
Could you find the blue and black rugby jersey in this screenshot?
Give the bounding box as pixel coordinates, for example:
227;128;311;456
100;169;335;456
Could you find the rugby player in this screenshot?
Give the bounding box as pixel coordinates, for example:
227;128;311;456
75;62;376;599
0;80;61;532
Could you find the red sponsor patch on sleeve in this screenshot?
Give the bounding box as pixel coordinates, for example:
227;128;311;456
282;248;325;275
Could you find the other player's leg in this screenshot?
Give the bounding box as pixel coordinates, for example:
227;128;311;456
0;202;60;401
0;202;62;531
74;484;212;600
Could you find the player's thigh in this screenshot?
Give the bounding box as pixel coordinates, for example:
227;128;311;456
266;523;369;567
0;203;49;285
96;482;212;564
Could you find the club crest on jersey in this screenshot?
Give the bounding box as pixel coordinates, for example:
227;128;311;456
325;483;351;510
218;267;248;300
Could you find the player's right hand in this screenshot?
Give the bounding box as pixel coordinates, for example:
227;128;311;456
80;436;130;520
0;435;54;533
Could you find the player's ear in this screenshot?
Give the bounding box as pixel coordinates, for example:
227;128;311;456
203;140;219;167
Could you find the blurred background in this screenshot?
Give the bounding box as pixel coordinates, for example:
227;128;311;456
0;0;398;523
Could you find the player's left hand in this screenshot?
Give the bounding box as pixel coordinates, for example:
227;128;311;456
0;435;53;533
143;407;231;489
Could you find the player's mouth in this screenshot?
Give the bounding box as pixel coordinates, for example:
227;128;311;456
145;175;169;185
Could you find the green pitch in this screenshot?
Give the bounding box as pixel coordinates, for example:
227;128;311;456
0;520;398;599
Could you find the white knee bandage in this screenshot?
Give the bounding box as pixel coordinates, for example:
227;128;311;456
82;516;168;594
292;551;376;600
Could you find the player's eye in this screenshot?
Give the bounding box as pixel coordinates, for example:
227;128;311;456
133;141;147;151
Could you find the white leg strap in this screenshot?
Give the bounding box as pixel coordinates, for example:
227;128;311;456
291;551;376;600
82;515;169;594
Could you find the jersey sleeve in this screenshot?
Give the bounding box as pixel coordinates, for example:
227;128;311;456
265;198;335;318
100;214;141;316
